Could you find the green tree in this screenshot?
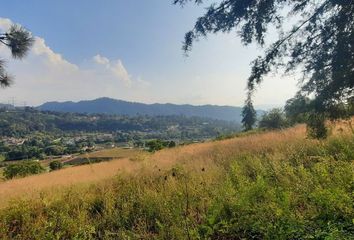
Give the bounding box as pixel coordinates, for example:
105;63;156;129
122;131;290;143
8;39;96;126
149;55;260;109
146;139;164;152
3;161;45;179
168;141;176;148
284;93;311;124
306;112;328;139
0;24;34;87
174;0;353;118
49;160;63;171
259;108;288;130
44;145;65;156
241;97;257;131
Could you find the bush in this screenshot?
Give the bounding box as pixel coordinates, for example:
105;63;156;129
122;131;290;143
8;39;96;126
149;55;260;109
168;141;176;148
49;160;63;171
259;108;288;130
146;140;165;152
306;113;328;139
44;145;65;156
3;161;45;179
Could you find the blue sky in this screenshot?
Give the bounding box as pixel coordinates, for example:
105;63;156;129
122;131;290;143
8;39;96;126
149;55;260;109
0;0;297;108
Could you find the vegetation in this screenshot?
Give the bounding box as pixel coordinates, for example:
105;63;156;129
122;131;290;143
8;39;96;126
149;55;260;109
0;24;34;87
284;93;312;125
145;139;176;152
0;4;352;238
3;161;44;179
0;107;239;161
0;122;352;239
241;97;257;131
0;108;239;139
175;0;354;137
306;113;328;139
49;160;63;171
259;108;288;130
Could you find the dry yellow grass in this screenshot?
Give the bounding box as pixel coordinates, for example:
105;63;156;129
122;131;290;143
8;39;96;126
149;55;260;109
0;120;352;208
78;147;143;159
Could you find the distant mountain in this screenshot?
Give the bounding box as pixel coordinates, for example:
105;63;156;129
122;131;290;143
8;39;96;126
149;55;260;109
38;97;262;122
0;103;15;109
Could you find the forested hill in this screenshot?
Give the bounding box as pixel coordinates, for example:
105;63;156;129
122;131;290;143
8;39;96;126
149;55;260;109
0;108;240;140
38;97;257;122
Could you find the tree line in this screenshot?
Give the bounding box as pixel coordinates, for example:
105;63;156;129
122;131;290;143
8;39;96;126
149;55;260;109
242;95;354;138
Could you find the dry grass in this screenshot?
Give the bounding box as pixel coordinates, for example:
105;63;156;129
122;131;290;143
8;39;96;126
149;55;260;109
0;121;351;209
0;158;143;207
0;120;353;239
78;147;143;159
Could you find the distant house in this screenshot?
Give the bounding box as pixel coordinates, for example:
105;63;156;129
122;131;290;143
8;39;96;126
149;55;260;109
81;146;95;152
1;137;26;146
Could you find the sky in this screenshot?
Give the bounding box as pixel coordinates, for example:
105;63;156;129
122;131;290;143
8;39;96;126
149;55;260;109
0;0;298;108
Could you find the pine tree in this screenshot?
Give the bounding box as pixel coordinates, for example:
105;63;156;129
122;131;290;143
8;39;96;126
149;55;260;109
241;97;256;131
0;24;34;87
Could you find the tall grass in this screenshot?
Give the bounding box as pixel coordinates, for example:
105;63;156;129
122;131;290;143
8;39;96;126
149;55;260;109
0;124;353;239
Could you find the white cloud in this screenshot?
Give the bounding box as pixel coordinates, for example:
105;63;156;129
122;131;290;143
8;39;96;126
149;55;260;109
0;18;150;106
136;77;150;88
0;18;12;31
32;37;78;71
93;54;109;65
92;54;132;86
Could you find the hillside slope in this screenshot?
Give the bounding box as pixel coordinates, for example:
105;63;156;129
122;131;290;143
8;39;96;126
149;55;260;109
0;122;353;239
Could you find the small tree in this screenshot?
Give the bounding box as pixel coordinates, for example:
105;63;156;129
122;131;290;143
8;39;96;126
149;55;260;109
168;141;176;148
284;93;311;125
241;97;257;131
306;113;328;139
259;108;288;130
49;160;63;171
146;140;164;152
3;161;45;179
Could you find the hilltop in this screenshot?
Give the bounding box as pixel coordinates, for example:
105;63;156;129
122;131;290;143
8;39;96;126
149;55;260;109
38;97;264;122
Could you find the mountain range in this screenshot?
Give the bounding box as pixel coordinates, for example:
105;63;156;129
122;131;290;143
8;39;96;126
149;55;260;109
38;97;262;122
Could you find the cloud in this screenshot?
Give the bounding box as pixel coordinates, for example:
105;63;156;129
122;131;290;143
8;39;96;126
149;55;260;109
0;18;12;30
32;37;78;71
0;17;150;106
136;77;150;88
93;54;109;65
93;54;132;86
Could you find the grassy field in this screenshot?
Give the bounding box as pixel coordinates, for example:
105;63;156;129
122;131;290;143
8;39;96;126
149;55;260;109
0;148;145;206
78;148;143;159
0;122;353;239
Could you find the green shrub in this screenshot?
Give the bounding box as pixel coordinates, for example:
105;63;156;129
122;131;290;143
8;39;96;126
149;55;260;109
145;139;164;152
49;160;63;171
3;161;45;179
259;108;288;130
307;113;328;139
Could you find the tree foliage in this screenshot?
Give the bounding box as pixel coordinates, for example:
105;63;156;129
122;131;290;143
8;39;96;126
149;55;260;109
306;112;328;139
174;0;354;113
284;93;311;124
241;97;256;131
3;161;45;179
259;108;288;130
0;24;34;87
49;160;63;171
